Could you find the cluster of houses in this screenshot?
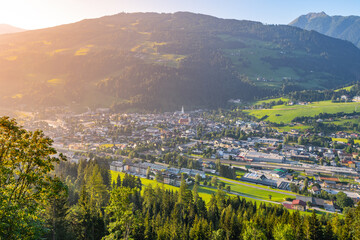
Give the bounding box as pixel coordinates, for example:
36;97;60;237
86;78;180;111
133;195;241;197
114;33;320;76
283;195;336;212
110;160;206;187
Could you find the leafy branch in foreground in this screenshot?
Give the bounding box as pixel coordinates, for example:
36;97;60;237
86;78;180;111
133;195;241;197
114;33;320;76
0;116;66;239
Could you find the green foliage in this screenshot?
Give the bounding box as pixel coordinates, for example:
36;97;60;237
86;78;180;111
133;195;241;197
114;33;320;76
336;192;354;210
104;187;142;240
0;117;65;239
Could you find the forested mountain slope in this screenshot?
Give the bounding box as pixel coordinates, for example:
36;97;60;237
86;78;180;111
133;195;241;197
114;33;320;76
1;12;360;111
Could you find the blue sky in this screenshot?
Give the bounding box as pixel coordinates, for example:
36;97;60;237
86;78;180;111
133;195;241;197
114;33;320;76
1;0;360;29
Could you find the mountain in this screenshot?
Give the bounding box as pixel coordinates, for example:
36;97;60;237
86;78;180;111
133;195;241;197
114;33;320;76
0;24;25;35
1;12;360;112
290;12;360;48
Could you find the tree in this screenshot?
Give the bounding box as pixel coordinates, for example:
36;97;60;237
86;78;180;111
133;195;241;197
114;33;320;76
116;174;121;187
146;166;151;179
243;221;267;240
43;178;71;240
336;192;354;210
298;136;304;145
273;223;295;240
304;211;323;240
211;177;218;187
0;117;65;239
195;173;201;184
104;187;142;240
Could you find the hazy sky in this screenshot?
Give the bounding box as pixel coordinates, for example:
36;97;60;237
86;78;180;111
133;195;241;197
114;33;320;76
2;0;360;30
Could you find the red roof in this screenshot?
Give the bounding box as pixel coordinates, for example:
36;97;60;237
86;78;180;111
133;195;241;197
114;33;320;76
292;200;306;207
282;203;293;210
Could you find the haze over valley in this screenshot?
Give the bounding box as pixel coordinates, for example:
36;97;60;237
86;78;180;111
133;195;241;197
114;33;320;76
3;2;360;239
1;12;360;112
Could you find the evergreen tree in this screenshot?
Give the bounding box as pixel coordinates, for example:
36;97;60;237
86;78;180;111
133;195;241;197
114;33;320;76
43;178;71;240
116;174;121;188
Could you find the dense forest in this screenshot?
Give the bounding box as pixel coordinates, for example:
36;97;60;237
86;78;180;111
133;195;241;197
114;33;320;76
1;12;360;111
2;116;360;240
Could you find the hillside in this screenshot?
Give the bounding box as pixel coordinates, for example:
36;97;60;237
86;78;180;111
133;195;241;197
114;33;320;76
290;12;360;48
0;24;25;35
1;12;360;111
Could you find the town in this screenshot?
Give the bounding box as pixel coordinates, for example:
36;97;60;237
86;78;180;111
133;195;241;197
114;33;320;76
12;104;360;214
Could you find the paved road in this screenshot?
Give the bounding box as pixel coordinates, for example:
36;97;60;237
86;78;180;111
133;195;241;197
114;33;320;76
217;177;297;196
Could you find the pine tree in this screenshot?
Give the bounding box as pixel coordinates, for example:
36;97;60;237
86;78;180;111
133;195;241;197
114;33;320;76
116;174;121;188
43;178;71;240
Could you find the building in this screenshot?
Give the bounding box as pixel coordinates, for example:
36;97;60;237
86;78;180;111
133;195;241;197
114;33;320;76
240;151;284;163
241;172;277;187
310;185;321;195
292;200;306;211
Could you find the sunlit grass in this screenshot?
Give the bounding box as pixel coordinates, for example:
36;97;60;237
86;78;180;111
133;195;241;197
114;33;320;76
335;85;353;92
246;100;360;123
332;138;360;144
5;56;17;61
11;94;23;99
47;48;69;56
47;78;65;86
75;48;90;56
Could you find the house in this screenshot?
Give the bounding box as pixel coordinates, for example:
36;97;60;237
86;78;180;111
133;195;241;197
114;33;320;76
353;96;360;102
310;186;321;195
292;200;306;211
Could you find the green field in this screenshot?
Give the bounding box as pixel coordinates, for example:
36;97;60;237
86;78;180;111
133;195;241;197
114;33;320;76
246;100;360;123
335;85;354;92
332;138;360;144
110;171;335;215
111;170;223;203
110;170;288;203
254;97;289;105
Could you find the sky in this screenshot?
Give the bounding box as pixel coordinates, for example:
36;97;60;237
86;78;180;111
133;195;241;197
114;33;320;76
2;0;360;30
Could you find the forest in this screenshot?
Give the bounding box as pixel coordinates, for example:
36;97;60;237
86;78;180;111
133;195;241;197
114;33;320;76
2;116;360;240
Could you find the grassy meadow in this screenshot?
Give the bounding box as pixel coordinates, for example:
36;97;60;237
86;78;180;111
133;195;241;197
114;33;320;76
245;100;360;123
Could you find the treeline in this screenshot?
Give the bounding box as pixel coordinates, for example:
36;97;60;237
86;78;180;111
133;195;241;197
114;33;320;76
288;83;360;102
292;111;360;123
49;156;360;240
76;178;360;240
158;152;203;170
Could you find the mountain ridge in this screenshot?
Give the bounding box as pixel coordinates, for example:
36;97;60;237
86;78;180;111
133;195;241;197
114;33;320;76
290;12;360;48
0;24;25;35
1;12;360;112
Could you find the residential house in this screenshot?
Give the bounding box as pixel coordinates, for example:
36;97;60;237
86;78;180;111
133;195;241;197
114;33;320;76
292;200;306;211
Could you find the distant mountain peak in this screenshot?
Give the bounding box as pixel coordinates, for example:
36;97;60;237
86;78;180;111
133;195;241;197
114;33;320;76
290;12;360;48
306;11;328;19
